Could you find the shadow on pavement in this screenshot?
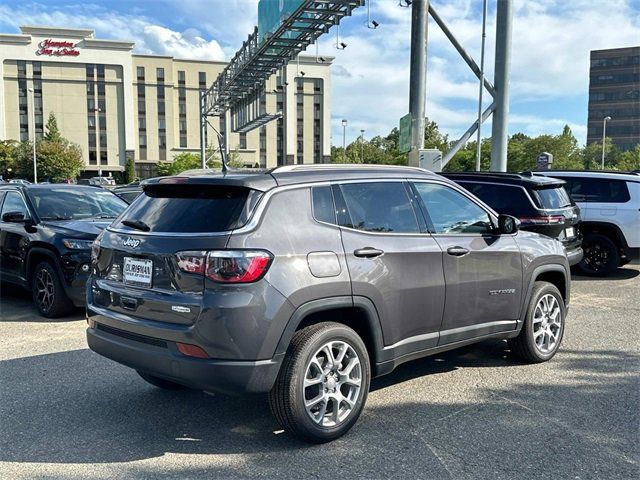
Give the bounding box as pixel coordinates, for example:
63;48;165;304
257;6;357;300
0;282;83;322
571;266;640;282
0;341;637;479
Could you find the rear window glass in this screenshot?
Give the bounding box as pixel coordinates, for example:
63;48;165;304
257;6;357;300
533;186;572;209
115;185;260;233
338;182;419;233
460;182;533;215
563;177;630;203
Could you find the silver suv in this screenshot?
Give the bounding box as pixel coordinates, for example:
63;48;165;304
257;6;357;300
87;165;570;443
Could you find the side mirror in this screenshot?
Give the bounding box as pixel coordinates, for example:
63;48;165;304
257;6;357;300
2;211;27;223
498;214;520;235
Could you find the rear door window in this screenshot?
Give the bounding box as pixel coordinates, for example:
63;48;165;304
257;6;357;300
533;186;572;209
115;185;261;233
311;186;336;224
564;177;630;203
337;182;420;233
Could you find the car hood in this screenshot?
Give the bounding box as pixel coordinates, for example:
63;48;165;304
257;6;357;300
40;219;113;238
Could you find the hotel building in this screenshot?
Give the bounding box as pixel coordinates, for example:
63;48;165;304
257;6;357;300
0;26;333;178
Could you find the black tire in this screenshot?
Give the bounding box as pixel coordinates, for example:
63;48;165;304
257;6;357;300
509;281;565;363
31;261;73;318
269;322;371;443
137;371;187;390
578;233;620;276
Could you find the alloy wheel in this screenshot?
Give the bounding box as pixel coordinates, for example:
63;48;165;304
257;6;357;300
303;340;362;427
35;268;55;313
532;294;562;354
583;241;608;272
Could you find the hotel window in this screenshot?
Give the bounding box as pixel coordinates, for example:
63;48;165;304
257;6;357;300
137;66;145;81
86;64;97;165
178;70;187;148
18;62;28;141
260;126;267;168
199;71;206;90
239;133;247;149
313;80;324;163
137;67;147;160
157;68;166;160
296;79;304;164
276;91;284;165
96;65;107;164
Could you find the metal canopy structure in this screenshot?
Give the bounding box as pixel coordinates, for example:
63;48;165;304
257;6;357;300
201;0;363;118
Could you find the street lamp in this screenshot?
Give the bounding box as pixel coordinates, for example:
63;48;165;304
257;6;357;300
341;119;347;162
601;116;611;169
360;129;365;163
28;88;37;184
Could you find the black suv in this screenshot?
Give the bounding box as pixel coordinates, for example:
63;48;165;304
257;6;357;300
441;172;583;266
0;184;127;316
87;165;570;443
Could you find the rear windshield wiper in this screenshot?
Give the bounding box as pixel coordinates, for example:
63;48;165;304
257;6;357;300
121;219;150;232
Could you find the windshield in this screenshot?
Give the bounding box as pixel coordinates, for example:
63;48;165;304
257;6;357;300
27;187;128;220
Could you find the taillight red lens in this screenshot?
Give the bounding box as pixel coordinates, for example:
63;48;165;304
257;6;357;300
176;251;207;275
518;215;565;226
205;250;273;283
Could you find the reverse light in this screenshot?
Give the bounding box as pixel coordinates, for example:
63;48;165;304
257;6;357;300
206;250;273;283
518;215;565;226
63;238;95;250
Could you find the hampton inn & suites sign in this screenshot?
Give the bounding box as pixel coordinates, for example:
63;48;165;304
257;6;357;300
36;39;80;57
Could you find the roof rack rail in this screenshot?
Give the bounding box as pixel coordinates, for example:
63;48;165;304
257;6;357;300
442;171;524;180
270;164;430;174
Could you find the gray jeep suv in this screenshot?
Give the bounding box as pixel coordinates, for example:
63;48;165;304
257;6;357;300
86;165;570;443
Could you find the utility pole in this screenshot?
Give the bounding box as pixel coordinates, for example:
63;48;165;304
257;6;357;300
341;119;347;161
601;116;611;169
490;0;512;172
408;0;428;167
475;0;488;171
360;129;365;162
200;91;207;169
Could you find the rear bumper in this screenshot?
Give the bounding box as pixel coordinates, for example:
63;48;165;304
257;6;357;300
565;246;584;266
86;320;283;395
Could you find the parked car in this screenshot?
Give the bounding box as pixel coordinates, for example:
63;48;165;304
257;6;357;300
440;171;583;266
9;179;31;185
86;165;570;443
112;184;143;204
535;170;640;275
89;176;116;187
0;184;127;316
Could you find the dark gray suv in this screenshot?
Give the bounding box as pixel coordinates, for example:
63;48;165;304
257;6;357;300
86;165;570;443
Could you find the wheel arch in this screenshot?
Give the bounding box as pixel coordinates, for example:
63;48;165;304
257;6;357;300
274;296;385;374
520;264;569;326
580;221;628;250
26;246;64;285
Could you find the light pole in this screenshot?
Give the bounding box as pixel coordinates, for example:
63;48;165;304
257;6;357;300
341;119;347;161
601;116;611;169
360;129;365;163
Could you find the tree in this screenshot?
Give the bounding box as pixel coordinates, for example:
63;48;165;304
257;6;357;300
125;158;137;183
0;140;18;177
43;112;62;142
13;113;84;182
614;145;640;171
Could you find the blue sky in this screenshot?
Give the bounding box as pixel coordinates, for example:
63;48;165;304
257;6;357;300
1;0;639;147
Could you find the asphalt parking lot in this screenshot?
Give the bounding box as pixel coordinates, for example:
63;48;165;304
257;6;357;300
1;266;639;480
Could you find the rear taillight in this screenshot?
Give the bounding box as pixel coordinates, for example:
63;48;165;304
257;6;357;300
206;250;273;283
518;215;565;226
175;249;272;284
176;251;207;275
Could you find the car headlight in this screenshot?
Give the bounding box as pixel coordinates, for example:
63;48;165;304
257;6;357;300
62;238;95;250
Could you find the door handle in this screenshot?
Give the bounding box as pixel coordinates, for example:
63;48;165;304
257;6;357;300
353;247;384;258
447;246;469;257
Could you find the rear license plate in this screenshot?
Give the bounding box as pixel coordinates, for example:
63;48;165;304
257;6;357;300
565;227;575;238
123;257;153;286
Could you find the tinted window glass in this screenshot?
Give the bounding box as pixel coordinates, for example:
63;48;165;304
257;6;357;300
115;185;259;233
460;182;532;215
338;182;419;233
312;186;336;224
27;188;126;220
564;177;630;203
533;186;572;209
414;183;493;234
1;192;30;219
